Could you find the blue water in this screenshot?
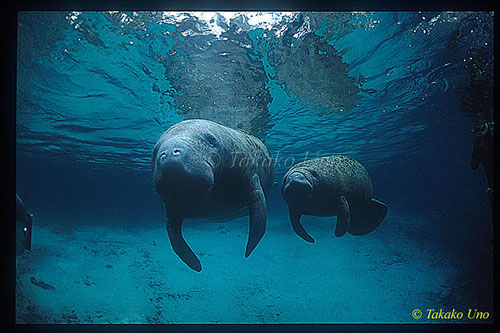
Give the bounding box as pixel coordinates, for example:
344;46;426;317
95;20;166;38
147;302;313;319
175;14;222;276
16;11;494;323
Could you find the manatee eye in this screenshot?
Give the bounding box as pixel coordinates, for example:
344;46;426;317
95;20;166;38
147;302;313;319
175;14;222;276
309;170;320;179
204;133;217;146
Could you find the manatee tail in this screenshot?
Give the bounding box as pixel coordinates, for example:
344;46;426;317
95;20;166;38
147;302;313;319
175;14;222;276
166;216;202;272
348;199;387;236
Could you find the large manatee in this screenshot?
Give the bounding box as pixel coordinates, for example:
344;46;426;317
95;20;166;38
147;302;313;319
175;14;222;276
16;194;33;256
152;119;274;271
282;155;387;242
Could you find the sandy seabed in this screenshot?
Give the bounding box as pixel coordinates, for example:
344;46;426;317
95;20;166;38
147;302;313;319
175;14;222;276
15;206;492;324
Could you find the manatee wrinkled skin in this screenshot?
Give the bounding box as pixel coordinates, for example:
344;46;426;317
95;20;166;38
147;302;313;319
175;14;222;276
281;155;387;242
152;119;274;271
16;194;33;256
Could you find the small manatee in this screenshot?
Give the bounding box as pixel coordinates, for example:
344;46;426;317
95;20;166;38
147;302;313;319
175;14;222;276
282;155;387;242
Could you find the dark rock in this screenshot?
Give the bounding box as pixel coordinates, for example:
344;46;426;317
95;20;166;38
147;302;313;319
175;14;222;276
217;226;229;234
30;277;55;291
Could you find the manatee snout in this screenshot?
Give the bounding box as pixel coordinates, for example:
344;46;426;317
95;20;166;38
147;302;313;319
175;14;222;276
154;142;215;196
157;139;194;163
282;172;313;204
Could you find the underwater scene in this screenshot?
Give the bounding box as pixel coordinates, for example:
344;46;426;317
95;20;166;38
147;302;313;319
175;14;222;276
16;11;494;324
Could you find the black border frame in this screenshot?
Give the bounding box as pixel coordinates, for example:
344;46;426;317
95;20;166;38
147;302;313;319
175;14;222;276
2;0;498;332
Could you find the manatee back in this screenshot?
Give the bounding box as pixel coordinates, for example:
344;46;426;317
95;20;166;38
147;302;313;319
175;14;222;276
194;119;274;197
292;155;373;207
226;129;274;197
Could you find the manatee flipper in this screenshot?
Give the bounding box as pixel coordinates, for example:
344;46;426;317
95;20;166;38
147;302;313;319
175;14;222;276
348;198;387;236
245;174;267;257
166;215;202;272
335;195;350;237
290;209;314;243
